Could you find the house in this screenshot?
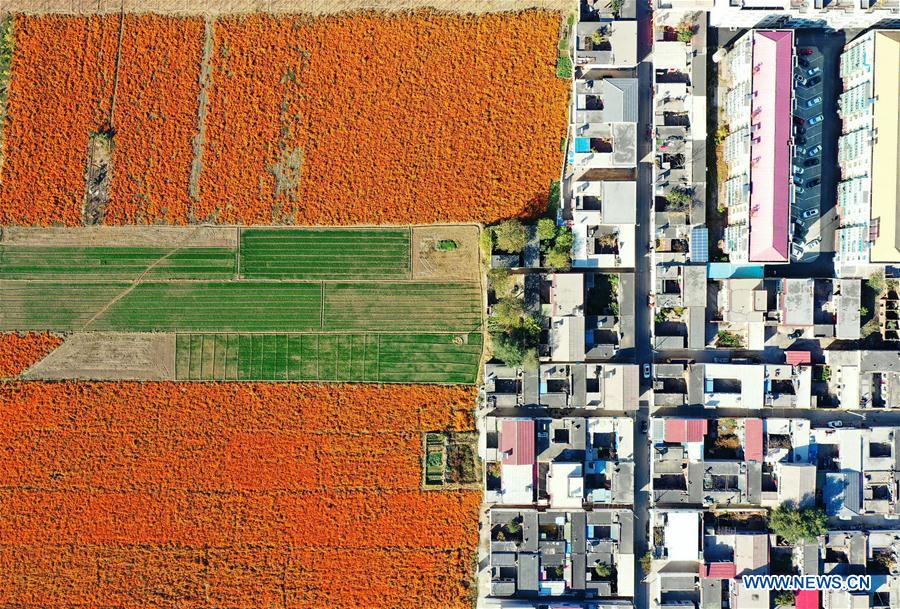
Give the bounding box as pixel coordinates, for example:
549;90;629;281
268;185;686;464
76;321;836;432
648;509;703;607
575;20;638;69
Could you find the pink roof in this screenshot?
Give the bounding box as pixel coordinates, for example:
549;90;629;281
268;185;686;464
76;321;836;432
665;419;707;443
700;562;737;579
744;418;763;462
500;420;535;465
795;589;819;609
748;30;794;263
786;350;812;365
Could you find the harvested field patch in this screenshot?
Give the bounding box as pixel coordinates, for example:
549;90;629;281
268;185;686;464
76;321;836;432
23;332;175;380
0;332;63;377
412;225;480;281
239;227;411;279
174;331;481;383
0;381;479;608
0;225;238;247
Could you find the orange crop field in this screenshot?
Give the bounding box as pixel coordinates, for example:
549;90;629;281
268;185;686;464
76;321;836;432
0;382;481;608
105;15;204;224
0;11;567;226
0;15;118;226
0;333;63;377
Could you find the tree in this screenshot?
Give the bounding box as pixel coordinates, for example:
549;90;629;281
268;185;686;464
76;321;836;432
537;218;557;241
716;330;743;348
774;590;795;607
593;561;612;578
488;268;515;299
868;272;885;294
492;333;535;368
640;551;652;576
545;246;571;271
666;187;693;210
491;297;525;329
554;226;574;251
769;504;827;545
493;219;527;253
479;226;494;258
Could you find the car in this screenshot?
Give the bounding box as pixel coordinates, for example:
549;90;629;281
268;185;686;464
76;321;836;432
799;47;814;55
798;57;810;68
806;178;821;188
804;96;822;108
803;158;820;168
806;144;822;156
793;177;803;186
643;363;651;379
791;243;804;259
789;329;804;339
795;186;805;195
807;114;824;126
793;165;805;175
828;420;844;429
806;237;821;248
640;420;649;434
801;208;820;219
806;66;822;77
794;135;806;146
801;75;822;87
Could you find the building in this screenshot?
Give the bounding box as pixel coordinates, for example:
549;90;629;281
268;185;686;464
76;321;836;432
488;508;635;600
656;0;900;29
575;20;639;69
721;30;795;264
836;30;900;271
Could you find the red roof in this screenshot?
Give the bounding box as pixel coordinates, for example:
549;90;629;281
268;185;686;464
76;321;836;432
665;419;707;443
795;589;819;609
500;420;535;466
744;418;763;462
786;350;812;365
699;562;737;579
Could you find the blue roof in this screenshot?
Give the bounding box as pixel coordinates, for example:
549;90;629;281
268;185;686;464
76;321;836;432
691;227;709;263
707;263;765;279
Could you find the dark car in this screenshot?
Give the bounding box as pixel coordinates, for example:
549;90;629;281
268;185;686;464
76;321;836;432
803;158;820;168
798;57;810;68
640;420;649;434
794;135;806;146
806;178;821;188
801;75;822;87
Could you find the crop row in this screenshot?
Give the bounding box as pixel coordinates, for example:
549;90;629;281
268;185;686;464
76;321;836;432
239;228;411;279
0;246;237;279
0;280;482;333
175;332;482;383
0;12;567;226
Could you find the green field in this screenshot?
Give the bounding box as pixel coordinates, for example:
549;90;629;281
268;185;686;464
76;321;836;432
239;228;411;279
0;246;236;279
0;227;483;383
174;332;482;383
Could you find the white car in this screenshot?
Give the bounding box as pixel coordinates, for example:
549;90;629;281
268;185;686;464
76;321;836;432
643;363;651;379
827;420;843;429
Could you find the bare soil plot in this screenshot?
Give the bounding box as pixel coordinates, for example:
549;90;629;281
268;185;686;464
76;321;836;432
22;332;175;380
0;225;238;248
411;225;479;282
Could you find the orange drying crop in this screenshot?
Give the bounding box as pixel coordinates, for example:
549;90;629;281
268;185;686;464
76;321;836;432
0;15;119;226
0;382;480;608
196;11;569;224
0;332;63;377
105;15;204;224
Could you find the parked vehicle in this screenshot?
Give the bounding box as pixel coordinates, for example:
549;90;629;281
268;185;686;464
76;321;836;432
806;178;821;188
789;329;804;339
795;186;805;195
801;76;822;87
804;96;822;108
640;420;649;434
643;363;651;379
793;165;805;175
799;47;815;55
807;114;824;126
801;208;820;219
828;420;843;429
794;136;806;146
791;243;804;259
806;66;822;77
806;237;822;249
798;57;810;68
803;158;820;168
806;144;822;156
793;177;803;186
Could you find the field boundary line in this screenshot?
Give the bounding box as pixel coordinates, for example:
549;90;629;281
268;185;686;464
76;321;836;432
109;3;126;127
79;227;205;330
235;227;242;279
407;225;413;280
319;282;325;328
